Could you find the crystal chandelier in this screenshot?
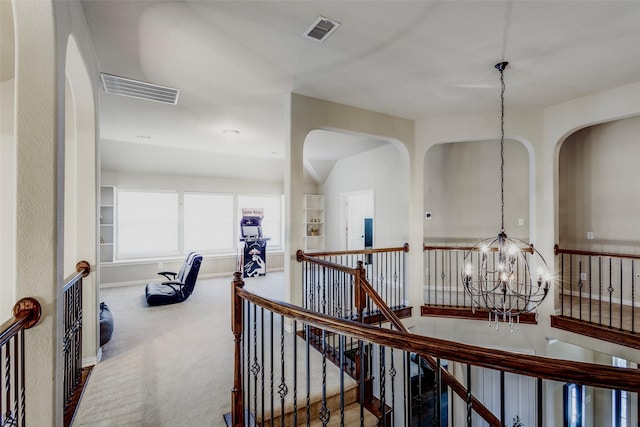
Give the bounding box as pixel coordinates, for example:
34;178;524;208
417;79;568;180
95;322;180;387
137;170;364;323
461;62;551;331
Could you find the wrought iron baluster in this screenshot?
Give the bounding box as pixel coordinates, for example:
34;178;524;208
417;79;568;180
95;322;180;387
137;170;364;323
261;307;265;426
561;253;565;316
379;344;386;427
609;258;614;328
269;311;275;427
633;261;636;333
339;334;345;427
466;364;472;427
500;370;505;427
589;257;593;322
456;250;460;307
250;303;258;422
293;320;298;426
448;251;452;307
619;259;623;331
13;333;20;427
319;329;330;427
427;250;432;305
434;358;441;427
279;315;288;427
599;257;603;325
305;323;311;425
578;258;583;320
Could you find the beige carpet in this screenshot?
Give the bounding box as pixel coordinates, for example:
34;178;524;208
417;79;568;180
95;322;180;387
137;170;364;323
73;274;271;427
73;272;358;427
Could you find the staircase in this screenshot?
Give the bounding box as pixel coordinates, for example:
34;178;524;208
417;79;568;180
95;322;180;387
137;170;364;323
261;380;377;427
247;331;378;427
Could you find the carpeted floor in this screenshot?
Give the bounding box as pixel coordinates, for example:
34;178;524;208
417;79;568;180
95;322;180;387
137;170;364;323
73;273;281;427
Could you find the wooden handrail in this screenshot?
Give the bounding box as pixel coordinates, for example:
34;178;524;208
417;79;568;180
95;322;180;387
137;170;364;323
235;285;640;391
299;249;499;425
554;244;640;261
301;243;409;258
424;243;534;254
0;298;42;346
63;260;91;293
296;249;358;275
355;270;500;426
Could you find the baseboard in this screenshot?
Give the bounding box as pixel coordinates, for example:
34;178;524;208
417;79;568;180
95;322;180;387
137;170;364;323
100;269;284;289
82;348;101;368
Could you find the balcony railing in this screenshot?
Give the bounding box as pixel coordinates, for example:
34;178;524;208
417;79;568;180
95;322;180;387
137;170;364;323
63;261;91;427
0;298;42;427
298;244;409;319
552;245;640;349
230;268;640;426
422;242;541;324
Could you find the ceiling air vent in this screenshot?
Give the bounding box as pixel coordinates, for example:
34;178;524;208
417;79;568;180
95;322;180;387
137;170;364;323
303;16;340;42
100;73;179;105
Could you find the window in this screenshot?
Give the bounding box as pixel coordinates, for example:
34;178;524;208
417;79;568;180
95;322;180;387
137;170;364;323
612;357;629;427
184;193;234;252
114;189;284;260
563;383;584;427
238;194;283;249
117;190;179;257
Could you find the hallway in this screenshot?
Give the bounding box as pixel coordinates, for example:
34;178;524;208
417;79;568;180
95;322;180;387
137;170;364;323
73;273;283;426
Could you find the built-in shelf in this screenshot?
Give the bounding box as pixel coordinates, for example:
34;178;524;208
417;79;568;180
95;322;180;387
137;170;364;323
303;194;324;251
100;186;116;263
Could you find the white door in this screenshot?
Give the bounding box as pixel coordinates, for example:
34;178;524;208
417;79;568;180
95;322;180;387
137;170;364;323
342;190;374;250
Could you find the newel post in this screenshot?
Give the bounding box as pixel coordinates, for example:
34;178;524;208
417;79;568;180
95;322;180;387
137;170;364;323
231;272;244;427
353;261;373;403
354;261;366;323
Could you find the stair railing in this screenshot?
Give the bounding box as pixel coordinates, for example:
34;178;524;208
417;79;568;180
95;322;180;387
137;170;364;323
62;260;91;427
0;297;42;426
299;244;409;315
297;250;500;426
230;271;640;427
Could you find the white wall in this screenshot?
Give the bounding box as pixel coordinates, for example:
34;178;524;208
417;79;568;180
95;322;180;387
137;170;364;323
320;143;409;250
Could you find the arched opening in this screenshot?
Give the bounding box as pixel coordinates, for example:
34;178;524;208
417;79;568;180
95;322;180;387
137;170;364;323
423;138;530;244
65;35;99;362
558;116;640;252
303;129;410;252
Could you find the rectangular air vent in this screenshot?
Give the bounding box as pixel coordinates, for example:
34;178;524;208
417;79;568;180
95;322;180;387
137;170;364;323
303;16;340;42
100;73;179;105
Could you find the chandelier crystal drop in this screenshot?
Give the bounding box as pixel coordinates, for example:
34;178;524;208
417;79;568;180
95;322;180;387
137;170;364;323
461;62;551;331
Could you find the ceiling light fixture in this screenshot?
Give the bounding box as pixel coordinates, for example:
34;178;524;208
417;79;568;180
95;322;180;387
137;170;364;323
461;62;551;332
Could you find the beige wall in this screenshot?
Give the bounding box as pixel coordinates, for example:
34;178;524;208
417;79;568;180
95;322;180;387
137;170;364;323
10;1;99;425
286;93;414;307
424;138;530;242
559;115;640;252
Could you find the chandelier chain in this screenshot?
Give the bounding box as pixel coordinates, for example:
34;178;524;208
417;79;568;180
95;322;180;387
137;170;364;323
500;65;505;233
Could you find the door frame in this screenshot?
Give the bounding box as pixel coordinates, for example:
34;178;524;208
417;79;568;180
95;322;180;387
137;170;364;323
340;189;374;250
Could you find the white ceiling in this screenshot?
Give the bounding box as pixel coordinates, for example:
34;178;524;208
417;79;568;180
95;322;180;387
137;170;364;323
82;1;640;182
